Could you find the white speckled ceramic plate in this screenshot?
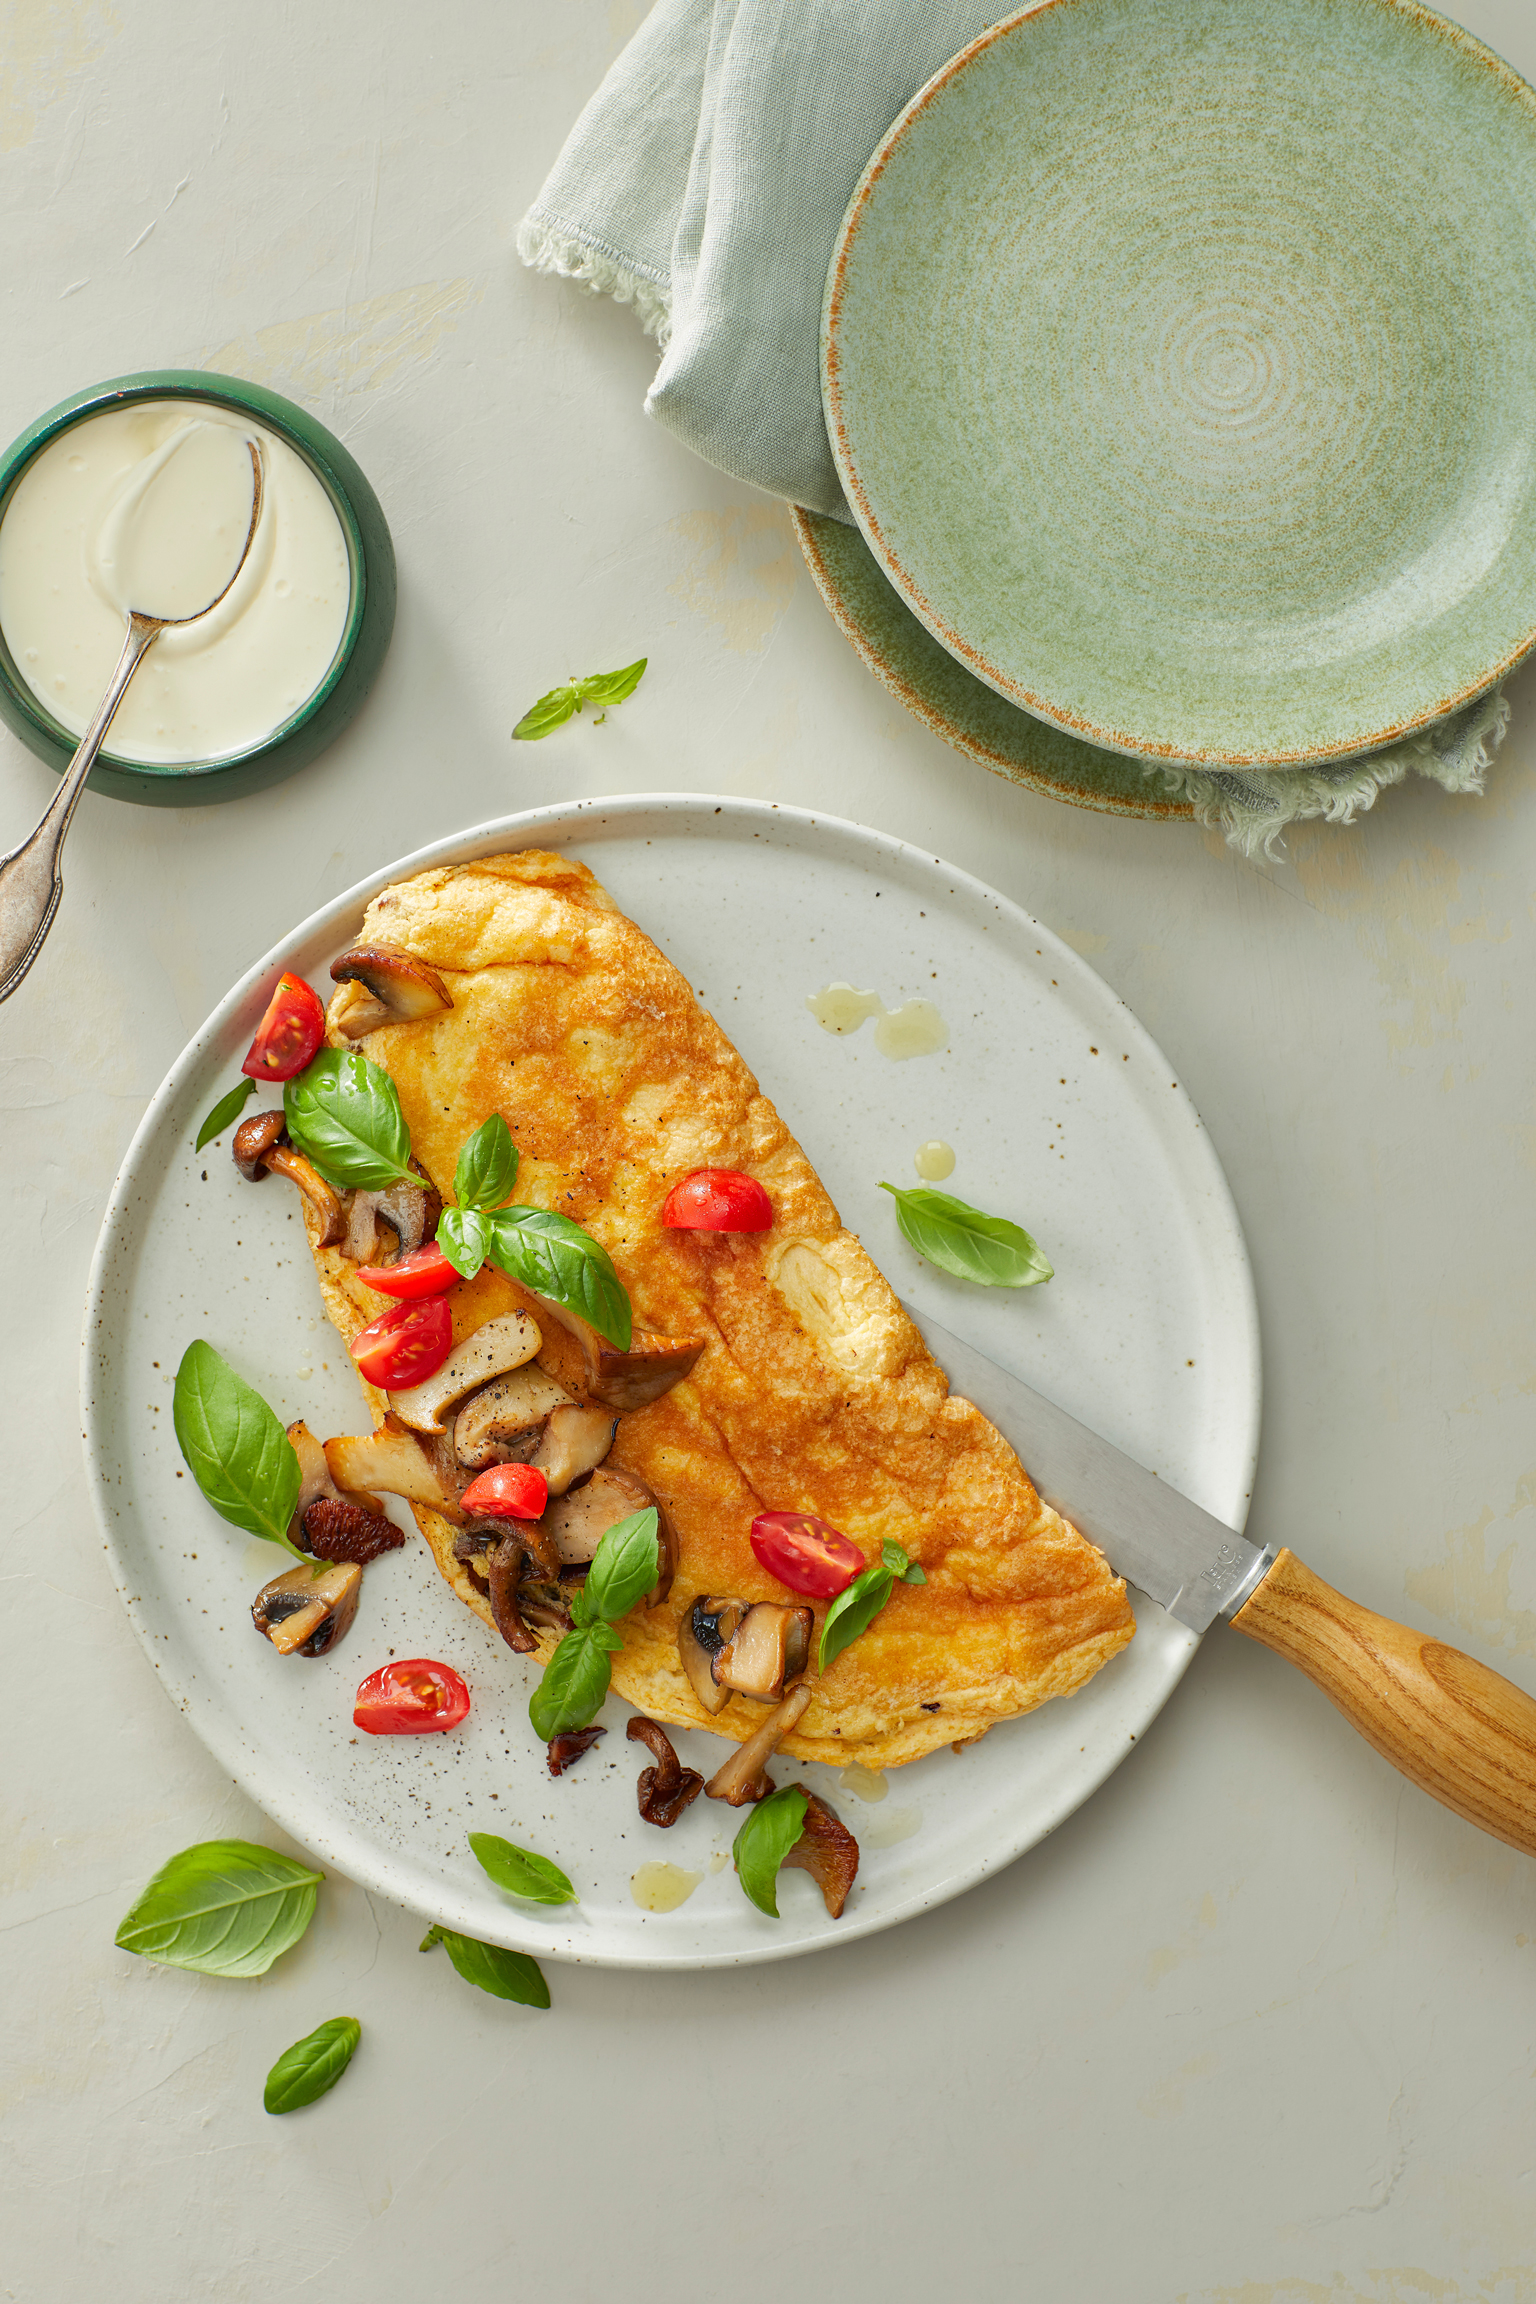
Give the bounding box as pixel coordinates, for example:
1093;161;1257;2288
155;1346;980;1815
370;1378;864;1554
81;797;1259;1969
823;0;1536;768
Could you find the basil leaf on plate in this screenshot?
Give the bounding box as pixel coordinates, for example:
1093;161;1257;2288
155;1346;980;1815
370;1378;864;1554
512;682;580;741
583;1508;660;1624
420;1925;550;2008
467;1833;577;1907
528;1622;622;1742
263;2017;361;2114
284;1048;415;1191
437;1204;492;1281
454;1114;519;1213
115;1840;322;1977
487;1205;632;1350
878;1183;1053;1288
732;1785;809;1918
172;1342;304;1558
195;1078;255;1151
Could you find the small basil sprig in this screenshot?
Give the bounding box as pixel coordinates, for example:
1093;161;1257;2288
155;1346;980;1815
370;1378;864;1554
528;1509;659;1741
468;1832;577;1907
284;1048;415;1191
173;1341;305;1559
432;1116;633;1349
115;1840;322;1977
264;2018;361;2114
732;1786;809;1918
817;1539;926;1675
420;1926;550;2008
879;1183;1053;1289
513;657;647;740
437;1115;519;1280
195;1077;255;1151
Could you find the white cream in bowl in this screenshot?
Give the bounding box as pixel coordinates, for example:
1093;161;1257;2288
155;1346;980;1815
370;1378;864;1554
0;400;351;765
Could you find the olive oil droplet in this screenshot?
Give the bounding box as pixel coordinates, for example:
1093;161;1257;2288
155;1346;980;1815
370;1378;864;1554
914;1140;955;1181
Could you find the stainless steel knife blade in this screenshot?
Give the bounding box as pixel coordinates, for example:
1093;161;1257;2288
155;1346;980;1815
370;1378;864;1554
903;1302;1271;1634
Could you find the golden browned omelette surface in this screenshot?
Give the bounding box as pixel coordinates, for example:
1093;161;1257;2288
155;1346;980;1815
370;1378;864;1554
311;850;1134;1768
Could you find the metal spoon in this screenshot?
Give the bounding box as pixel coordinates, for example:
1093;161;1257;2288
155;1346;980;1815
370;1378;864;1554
0;436;265;1004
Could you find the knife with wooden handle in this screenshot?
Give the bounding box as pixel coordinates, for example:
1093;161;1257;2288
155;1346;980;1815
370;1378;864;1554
906;1304;1536;1858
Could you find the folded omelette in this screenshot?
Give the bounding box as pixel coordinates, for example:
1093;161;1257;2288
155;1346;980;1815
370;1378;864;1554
295;849;1133;1769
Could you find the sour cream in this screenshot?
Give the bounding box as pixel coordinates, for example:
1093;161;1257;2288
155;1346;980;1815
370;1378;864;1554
0;399;350;764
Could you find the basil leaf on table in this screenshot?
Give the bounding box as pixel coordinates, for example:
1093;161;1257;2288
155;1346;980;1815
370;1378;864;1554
818;1539;924;1674
194;1077;256;1151
420;1925;550;2008
263;2017;361;2114
576;656;647;718
528;1622;622;1741
582;1508;660;1623
172;1342;304;1559
467;1833;577;1907
437;1204;492;1281
733;1786;810;1918
512;657;647;741
512;683;580;741
487;1205;632;1350
284;1048;415;1191
115;1840;322;1977
878;1183;1053;1288
454;1114;518;1213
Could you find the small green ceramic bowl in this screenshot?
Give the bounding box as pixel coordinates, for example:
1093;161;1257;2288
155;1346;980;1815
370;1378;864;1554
0;369;395;806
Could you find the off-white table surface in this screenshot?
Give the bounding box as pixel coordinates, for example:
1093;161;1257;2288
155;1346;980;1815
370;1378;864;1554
5;6;1535;2298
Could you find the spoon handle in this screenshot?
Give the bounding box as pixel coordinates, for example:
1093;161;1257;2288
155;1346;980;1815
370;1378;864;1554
0;610;161;1003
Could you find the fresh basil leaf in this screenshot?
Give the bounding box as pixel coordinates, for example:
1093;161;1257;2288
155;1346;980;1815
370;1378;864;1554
172;1341;304;1558
575;657;647;712
437;1205;492;1280
467;1833;577;1907
878;1183;1053;1288
454;1115;518;1213
512;683;579;741
487;1206;632;1350
583;1508;660;1624
263;2017;361;2114
732;1785;809;1918
818;1561;896;1675
195;1077;256;1151
284;1048;415;1191
420;1925;550;2008
115;1839;322;1977
881;1538;926;1585
528;1621;622;1741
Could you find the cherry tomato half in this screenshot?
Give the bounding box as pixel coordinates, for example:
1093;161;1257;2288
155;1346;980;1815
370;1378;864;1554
662;1168;773;1232
749;1510;865;1598
241;972;327;1082
350;1296;454;1389
354;1658;470;1735
460;1463;549;1520
355;1241;459;1300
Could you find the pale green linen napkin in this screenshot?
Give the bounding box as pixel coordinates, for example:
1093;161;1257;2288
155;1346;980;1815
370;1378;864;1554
519;0;1508;851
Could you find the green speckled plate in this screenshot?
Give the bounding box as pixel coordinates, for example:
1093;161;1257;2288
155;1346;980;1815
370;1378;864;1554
823;0;1536;770
793;508;1192;819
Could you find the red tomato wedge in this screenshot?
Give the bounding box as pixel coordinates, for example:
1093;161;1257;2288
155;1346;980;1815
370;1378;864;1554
355;1241;458;1300
241;972;327;1081
460;1463;549;1520
662;1169;773;1231
354;1658;470;1735
350;1297;453;1388
749;1511;864;1598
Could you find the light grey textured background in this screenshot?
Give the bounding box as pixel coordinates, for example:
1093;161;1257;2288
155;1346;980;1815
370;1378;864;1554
3;4;1535;2299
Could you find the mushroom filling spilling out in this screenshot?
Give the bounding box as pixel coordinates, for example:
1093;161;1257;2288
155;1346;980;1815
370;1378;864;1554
232;1110;346;1246
285;1418;401;1564
387;1312;543;1434
527;1290;705;1412
329;945;454;1038
253;1560;363;1656
453;1367;575;1470
678;1596;744;1716
705;1683;813;1806
344;1167;442;1266
627;1717;704;1827
711;1602;813;1702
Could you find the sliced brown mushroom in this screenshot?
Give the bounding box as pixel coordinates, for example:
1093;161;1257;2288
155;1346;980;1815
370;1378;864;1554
782;1789;860;1918
531;1403;618;1494
528;1292;705;1412
627;1716;704;1826
539;1465;675;1604
324;1415;466;1522
712;1602;813;1702
705;1682;813;1806
303;1497;404;1565
485;1531;538;1653
677;1595;745;1716
387;1312;542;1432
452;1366;573;1469
518;1575;576;1635
329;945;454;1037
284;1418;395;1559
231;1112;346;1246
546;1726;606;1775
252;1560;363;1656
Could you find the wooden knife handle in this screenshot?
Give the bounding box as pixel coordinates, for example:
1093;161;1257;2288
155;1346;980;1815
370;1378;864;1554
1230;1547;1536;1858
